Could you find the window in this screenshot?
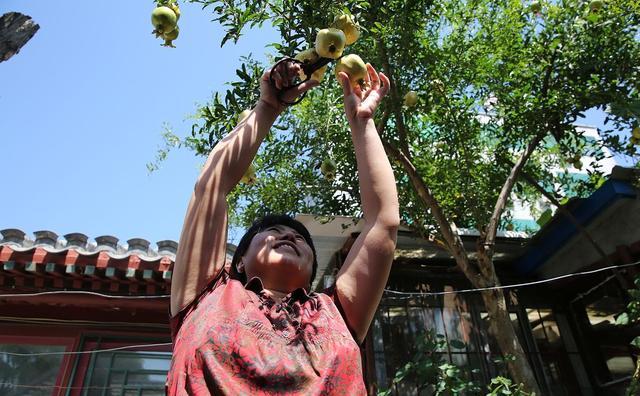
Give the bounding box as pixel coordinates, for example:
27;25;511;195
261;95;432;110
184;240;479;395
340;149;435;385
0;343;66;396
526;308;578;395
584;281;636;385
68;336;172;396
373;285;501;395
84;350;171;396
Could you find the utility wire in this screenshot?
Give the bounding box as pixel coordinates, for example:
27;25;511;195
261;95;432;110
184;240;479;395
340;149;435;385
0;382;163;391
0;342;171;356
1;261;638;300
382;260;640;298
0;263;637;362
0;315;168;328
0;290;170;298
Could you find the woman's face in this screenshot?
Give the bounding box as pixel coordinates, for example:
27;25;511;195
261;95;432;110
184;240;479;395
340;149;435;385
239;224;314;291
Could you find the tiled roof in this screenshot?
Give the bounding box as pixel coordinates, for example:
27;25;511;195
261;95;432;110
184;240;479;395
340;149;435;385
0;229;177;295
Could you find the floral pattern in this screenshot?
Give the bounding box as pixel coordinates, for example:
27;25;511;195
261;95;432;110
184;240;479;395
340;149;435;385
166;273;367;395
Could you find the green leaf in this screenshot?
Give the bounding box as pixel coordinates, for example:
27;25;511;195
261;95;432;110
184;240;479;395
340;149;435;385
631;336;640;349
536;209;553;227
450;339;467;349
236;68;250;81
615;312;629;326
628;289;640;300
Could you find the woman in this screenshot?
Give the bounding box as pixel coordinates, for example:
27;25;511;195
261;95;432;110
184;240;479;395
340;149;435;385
166;60;399;395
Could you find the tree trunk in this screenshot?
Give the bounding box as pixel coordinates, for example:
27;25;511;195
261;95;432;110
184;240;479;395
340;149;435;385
0;12;39;62
383;140;543;393
480;287;542;395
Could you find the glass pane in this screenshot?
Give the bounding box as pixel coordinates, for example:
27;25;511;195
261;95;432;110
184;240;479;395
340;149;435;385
382;306;411;384
451;353;468;367
607;356;635;377
87;350;171;395
466;353;485;383
141;390;165;396
604;349;636;379
88;354;114;395
395;378;418;396
459;312;475;352
110;372;125;384
443;308;468;351
407;307;426;335
114;353;171;371
87;372;125;396
0;343;65;396
585;286;636;381
479;312;500;354
542;309;561;345
432;308;447;352
107;384;125;396
586;296;624;326
421;307;436;333
93;353;112;369
113;355;149;371
127;373;166;386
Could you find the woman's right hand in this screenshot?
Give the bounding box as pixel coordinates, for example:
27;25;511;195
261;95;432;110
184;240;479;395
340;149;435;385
259;60;320;115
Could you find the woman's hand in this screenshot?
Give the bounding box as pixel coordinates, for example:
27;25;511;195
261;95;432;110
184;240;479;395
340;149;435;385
338;63;390;127
259;60;320;115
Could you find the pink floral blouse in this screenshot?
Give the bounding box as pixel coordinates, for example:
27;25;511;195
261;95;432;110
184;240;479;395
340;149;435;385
166;271;367;395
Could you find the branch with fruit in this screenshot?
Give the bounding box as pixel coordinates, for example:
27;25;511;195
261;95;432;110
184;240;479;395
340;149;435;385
266;12;366;106
240;11;364;184
151;1;181;48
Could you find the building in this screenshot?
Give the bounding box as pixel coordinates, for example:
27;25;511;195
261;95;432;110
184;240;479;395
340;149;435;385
345;166;638;395
1;167;638;395
0;231;234;395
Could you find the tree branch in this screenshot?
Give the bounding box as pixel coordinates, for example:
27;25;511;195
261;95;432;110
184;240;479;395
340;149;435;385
376;108;391;137
483;132;545;255
376;38;410;153
381;139;484;283
499;155;615;267
482;45;560;255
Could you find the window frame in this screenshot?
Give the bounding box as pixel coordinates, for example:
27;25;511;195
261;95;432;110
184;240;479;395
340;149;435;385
0;333;77;396
67;334;171;396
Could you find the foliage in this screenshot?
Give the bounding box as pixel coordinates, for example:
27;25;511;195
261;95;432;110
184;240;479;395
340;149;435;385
614;276;640;338
157;0;640;390
377;330;480;396
614;275;640;396
486;376;532;396
376;332;534;396
176;0;640;232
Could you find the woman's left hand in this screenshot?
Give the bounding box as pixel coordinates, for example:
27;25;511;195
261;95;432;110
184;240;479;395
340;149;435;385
338;63;390;126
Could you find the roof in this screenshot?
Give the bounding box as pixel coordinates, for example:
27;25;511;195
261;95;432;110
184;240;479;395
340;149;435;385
515;166;640;276
296;214;530;289
0;229;179;295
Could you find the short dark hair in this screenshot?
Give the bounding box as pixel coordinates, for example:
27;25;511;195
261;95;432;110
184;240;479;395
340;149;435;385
230;214;318;287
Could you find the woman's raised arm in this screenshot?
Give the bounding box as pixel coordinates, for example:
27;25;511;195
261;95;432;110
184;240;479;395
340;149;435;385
170;63;318;316
334;64;400;343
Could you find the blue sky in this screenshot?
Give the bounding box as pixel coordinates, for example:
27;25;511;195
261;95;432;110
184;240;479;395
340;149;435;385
1;2;633;247
1;1;279;245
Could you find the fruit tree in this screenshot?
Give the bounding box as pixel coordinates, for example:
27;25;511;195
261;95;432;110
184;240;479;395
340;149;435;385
162;0;640;392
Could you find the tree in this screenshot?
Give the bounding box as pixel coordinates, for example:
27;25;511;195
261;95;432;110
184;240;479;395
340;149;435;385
162;0;640;392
